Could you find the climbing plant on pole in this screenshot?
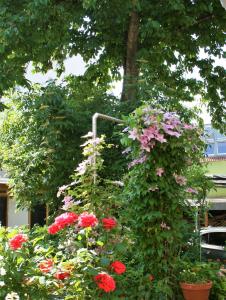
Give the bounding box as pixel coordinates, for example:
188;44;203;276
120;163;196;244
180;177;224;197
121;105;209;298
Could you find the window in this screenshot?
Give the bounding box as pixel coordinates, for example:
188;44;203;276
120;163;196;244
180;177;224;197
204;126;214;139
30;204;47;227
218;142;226;154
205;143;214;156
0;196;7;226
202;232;226;247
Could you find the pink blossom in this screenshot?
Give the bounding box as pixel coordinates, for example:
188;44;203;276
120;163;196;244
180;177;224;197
155;133;167;143
160;222;170;230
174;174;187;186
128;128;139;140
57;185;68;198
143;114;152;126
162;124;181;138
128;155;147;169
139;135;151;152
62;196;74;210
76;161;88;175
156;168;164;177
142;126;157;140
184;124;194;130
186;187;198;194
163;113;181;127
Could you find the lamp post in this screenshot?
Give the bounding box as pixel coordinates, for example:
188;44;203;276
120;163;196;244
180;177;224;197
92;113;124;184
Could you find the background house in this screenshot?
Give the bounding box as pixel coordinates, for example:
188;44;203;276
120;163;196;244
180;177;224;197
204;125;226;226
0;170;46;227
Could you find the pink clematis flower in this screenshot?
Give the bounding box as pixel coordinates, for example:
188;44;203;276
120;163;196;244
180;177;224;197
184;124;194;130
186;187;198;194
160;222;171;230
174;174;187;186
128;128;139;140
156;168;164;177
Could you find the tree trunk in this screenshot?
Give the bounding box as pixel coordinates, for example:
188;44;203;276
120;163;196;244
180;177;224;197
121;9;139;102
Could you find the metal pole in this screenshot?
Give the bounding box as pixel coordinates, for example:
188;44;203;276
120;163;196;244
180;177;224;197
92;113;124;184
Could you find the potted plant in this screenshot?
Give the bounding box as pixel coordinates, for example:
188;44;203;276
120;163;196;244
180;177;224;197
179;261;219;300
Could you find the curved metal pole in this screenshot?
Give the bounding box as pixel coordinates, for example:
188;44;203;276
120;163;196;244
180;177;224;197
92;113;124;184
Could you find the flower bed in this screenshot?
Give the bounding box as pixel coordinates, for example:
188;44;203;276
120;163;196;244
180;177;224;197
0;105;225;299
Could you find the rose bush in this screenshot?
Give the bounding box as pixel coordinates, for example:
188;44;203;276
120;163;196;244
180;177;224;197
0;134;127;299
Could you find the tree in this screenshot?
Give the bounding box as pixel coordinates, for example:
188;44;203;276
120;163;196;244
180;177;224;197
0;0;225;129
0;79;120;209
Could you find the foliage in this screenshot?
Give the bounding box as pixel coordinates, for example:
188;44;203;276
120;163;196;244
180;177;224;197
0;0;225;129
0;80;121;209
210;273;226;300
178;261;219;284
0;111;225;299
120;104;212;298
0;135;128;299
178;260;226;300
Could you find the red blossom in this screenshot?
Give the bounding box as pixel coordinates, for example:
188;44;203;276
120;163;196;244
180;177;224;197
102;218;117;230
54;271;70;280
9;234;28;250
110;261;126;274
38;259;54;273
94;273;116;293
48;223;61;235
55;212;78;228
78;212;98;228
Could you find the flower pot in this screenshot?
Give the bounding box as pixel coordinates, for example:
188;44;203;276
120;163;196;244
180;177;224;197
180;281;212;300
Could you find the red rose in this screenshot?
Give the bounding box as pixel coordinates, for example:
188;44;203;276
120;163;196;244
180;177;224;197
54;271;70;280
55;212;78;228
39;259;54;273
102;218;117;230
149;274;154;282
9;234;28;250
78;212;98;228
48;223;61;234
110;261;126;274
94;273;116;293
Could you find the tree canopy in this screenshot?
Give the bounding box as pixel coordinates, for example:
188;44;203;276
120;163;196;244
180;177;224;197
0;0;225;129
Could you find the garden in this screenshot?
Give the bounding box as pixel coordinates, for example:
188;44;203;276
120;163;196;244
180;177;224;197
0;1;225;299
0;105;225;299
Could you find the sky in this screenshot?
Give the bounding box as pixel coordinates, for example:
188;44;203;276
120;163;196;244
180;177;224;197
26;50;226;125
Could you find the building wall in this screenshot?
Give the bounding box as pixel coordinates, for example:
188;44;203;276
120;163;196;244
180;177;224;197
7;198;29;227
